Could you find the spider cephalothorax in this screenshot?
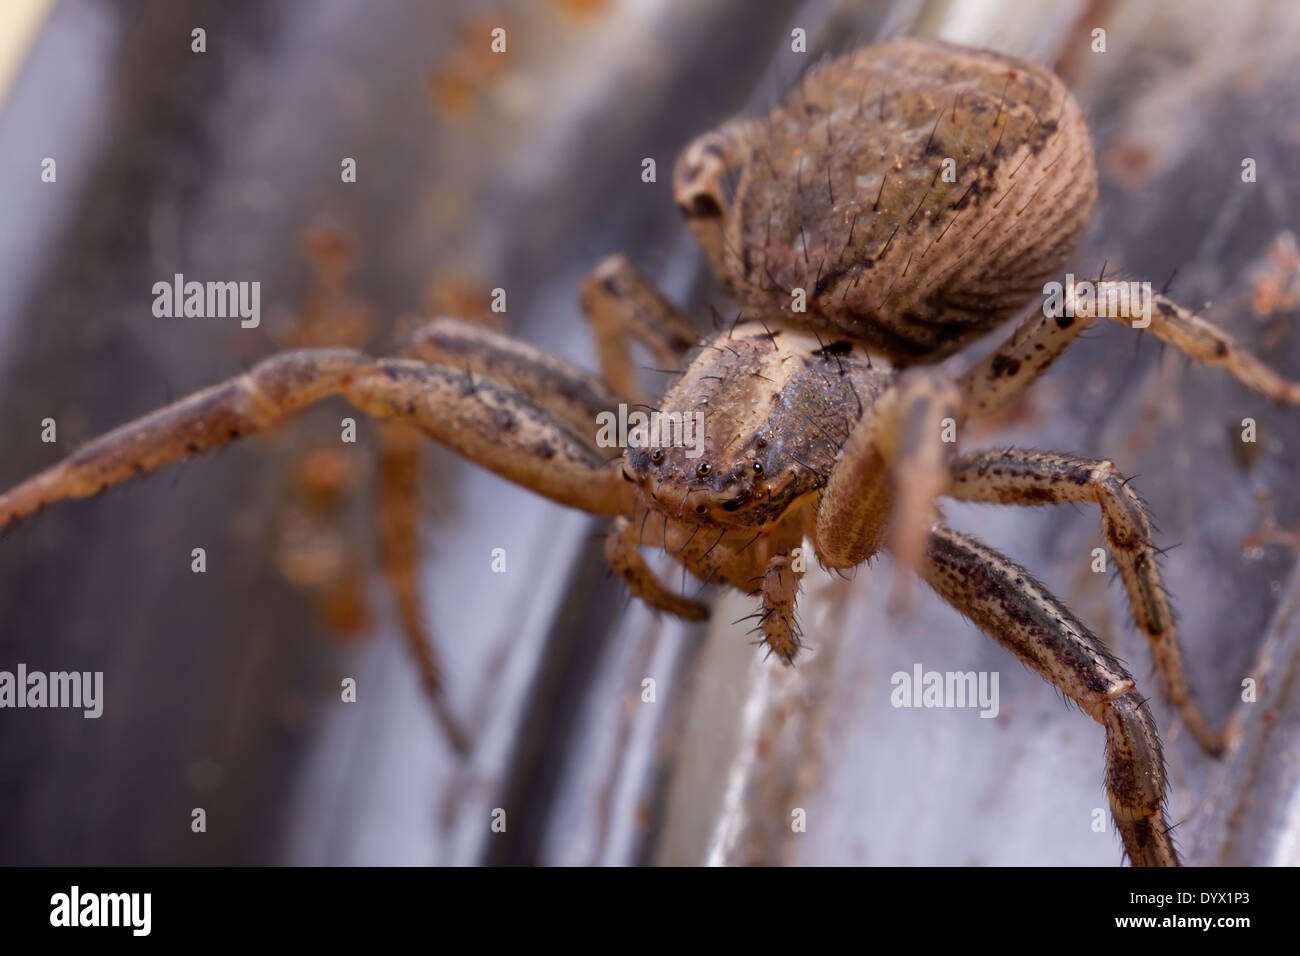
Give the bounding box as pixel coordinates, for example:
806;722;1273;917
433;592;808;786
623;325;892;529
3;38;1298;867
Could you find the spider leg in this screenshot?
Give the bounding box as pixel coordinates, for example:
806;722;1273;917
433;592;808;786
961;281;1300;418
948;448;1222;754
0;333;631;755
814;367;962;577
604;515;708;620
673;117;761;295
960;305;1087;417
373;420;468;754
382;319;626;753
0;348;632;531
402;316;621;445
920;523;1178;866
396;315;638;749
1100;286;1300;404
579;254;699;404
758;551;803;661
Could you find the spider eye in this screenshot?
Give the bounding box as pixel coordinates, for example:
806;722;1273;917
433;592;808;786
650;449;665;464
752;461;764;475
696;462;712;477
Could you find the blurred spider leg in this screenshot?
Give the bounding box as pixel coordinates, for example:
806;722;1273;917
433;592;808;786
948;449;1223;755
580;254;699;404
961;282;1300;418
605;515;709;619
0;349;633;531
1089;283;1300;404
0;349;367;529
373;318;628;752
403;316;622;444
758;552;803;662
673;117;763;291
374;420;468;754
920;524;1178;867
815;368;962;588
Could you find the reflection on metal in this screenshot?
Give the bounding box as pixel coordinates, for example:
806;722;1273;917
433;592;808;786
1193;561;1300;865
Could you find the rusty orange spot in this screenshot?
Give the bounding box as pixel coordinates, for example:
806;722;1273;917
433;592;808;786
1102;140;1156;189
426;15;513;119
552;0;609;19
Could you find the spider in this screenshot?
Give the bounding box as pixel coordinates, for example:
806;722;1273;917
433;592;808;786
1;38;1296;866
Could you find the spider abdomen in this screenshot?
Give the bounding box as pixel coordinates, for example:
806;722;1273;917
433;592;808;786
681;38;1098;363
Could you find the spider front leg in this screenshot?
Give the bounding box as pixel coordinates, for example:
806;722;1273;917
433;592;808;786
921;524;1177;866
0;348;632;529
814;367;963;576
0;343;633;752
402;316;623;445
948;448;1222;754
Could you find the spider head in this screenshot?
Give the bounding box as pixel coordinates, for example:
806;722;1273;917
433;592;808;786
620;325;878;528
623;433;797;529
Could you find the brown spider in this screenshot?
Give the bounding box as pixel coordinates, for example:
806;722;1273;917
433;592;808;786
2;39;1297;866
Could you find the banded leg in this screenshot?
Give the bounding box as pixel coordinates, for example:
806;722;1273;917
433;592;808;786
579;254;699;405
604;515;708;620
1090;285;1300;404
962;280;1300;419
0;348;632;531
921;524;1177;866
948;448;1222;754
815;367;962;573
960;304;1088;418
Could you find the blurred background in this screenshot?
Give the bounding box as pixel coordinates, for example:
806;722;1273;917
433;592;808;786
0;0;1298;865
